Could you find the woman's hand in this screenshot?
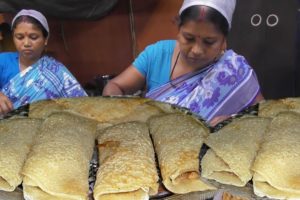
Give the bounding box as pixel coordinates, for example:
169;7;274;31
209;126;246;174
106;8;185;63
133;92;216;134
102;65;145;96
0;92;13;115
209;115;230;127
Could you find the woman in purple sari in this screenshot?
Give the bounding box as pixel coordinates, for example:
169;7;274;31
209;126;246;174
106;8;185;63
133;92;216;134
0;9;87;115
103;0;264;126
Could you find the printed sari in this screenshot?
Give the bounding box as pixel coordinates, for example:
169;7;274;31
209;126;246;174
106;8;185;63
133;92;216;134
1;55;87;109
146;50;261;122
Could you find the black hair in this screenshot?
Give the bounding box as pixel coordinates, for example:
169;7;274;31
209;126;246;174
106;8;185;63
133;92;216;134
12;15;48;38
177;5;229;36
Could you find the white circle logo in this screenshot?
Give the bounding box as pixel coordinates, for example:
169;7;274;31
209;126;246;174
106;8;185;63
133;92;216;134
266;14;279;27
251;14;262;27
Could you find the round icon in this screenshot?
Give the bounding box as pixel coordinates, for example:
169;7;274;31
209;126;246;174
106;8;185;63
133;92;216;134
266;14;279;27
251;14;262;27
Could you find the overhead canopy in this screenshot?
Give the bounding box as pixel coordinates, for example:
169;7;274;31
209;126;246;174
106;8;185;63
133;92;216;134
0;0;119;20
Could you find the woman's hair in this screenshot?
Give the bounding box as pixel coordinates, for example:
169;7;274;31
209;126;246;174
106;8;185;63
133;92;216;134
177;5;229;36
12;16;48;38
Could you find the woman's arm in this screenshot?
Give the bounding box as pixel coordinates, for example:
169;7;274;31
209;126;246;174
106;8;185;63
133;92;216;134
0;92;13;115
102;65;146;96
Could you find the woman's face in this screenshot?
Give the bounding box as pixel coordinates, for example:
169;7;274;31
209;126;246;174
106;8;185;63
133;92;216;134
177;20;226;69
13;22;48;62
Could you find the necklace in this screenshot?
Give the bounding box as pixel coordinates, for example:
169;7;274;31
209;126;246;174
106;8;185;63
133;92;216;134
169;51;180;88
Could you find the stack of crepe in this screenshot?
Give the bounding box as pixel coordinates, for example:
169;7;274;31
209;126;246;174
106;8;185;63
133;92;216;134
93;122;159;200
259;97;300;117
148;113;215;194
252;111;300;199
22;112;97;200
28;97;166;125
0;118;42;192
201;117;271;187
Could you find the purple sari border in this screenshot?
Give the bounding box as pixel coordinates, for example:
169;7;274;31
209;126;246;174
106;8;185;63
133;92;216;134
206;76;261;120
146;63;214;99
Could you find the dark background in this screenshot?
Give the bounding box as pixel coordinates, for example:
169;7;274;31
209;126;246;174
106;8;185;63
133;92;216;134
228;0;300;99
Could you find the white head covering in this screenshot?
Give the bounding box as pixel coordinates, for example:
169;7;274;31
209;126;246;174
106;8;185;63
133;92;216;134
11;9;49;35
179;0;236;28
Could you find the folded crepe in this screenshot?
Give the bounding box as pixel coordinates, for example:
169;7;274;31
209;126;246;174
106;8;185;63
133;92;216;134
28;99;67;119
252;111;300;199
93;122;159;200
201;117;271;187
0;118;42;192
22;112;97;200
258;97;300;118
110;101;164;124
29;97;163;124
145;100;183;114
148;113;215;194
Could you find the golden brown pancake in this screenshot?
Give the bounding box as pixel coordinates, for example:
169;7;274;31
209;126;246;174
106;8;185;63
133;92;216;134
0;118;42;191
22;112;97;200
252;111;300;199
202;117;271;187
148;113;215;194
93;122;159;200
